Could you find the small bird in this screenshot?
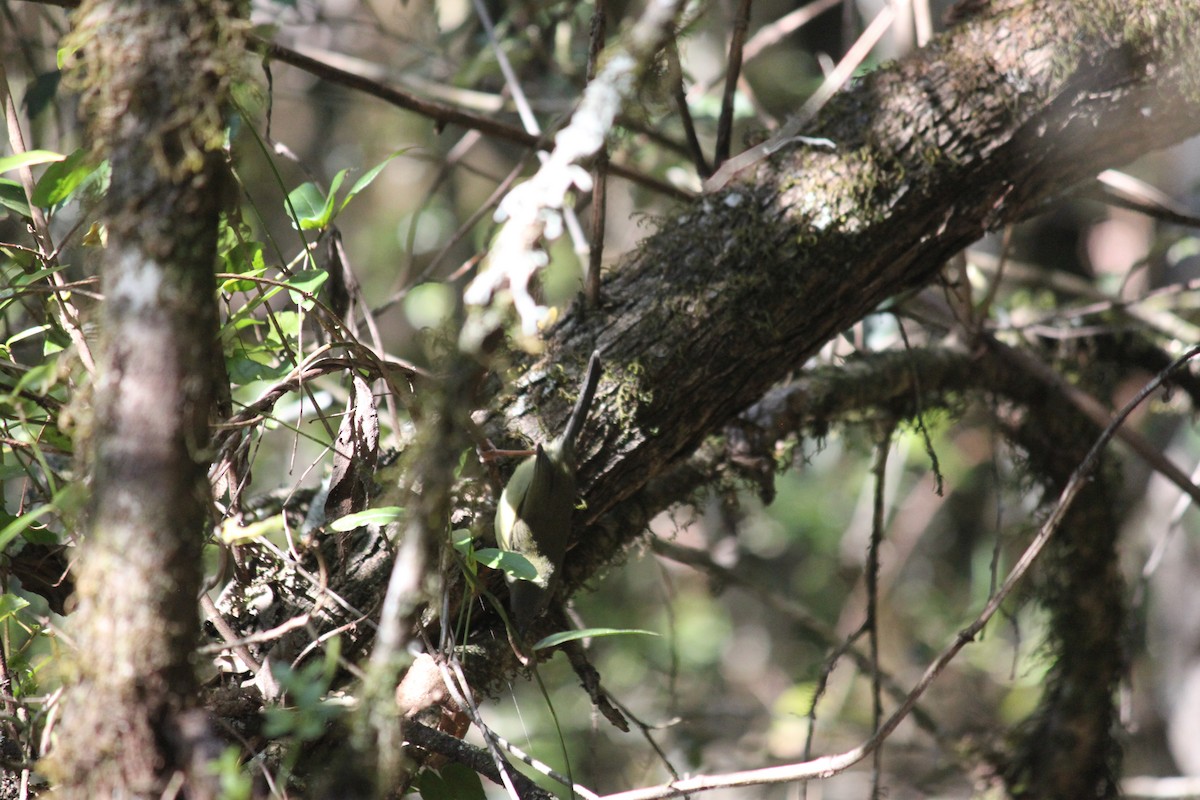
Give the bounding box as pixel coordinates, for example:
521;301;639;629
495;351;602;633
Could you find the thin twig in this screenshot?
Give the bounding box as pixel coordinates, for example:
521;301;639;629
587;0;609;308
714;0;753;168
866;428;893;799
666;39;711;177
256;37;689;201
704;0;903;191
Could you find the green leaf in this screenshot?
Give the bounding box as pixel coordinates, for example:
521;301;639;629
0;150;65;174
0;594;31;622
219;266;266;294
533;627;660;651
265;310;302;344
285;181;328;230
0;504;57;552
438;764;485;800
222;240;265;275
450;528;474;554
56;44;80;70
0;179;31;218
329;506;403;531
416;770;452;800
475;548;537;581
31;148;97;207
218;514;285;544
225;352;291;384
339;148;414;213
285;268;328;301
324;168;347;221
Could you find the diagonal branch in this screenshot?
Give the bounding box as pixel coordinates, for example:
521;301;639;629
490;0;1200;599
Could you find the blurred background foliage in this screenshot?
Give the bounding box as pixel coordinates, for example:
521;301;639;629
3;0;1200;797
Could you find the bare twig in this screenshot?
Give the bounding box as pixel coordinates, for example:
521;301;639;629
714;0;753;168
255;37;689;202
666;39;711;178
704;0;903;191
587;0;610;308
866;428;893;799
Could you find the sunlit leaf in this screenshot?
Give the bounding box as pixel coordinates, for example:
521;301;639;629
0;504;57;552
218;514;285;544
31;149;98;207
474;548;537;581
451;528;474;554
0;594;31;622
0;150;65;174
533;627;660;651
329;506;403;531
285;268;328;305
284;181;328;230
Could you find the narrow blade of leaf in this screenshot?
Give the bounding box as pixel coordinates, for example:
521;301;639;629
0;150;65;174
533;628;660;651
329;506;403;531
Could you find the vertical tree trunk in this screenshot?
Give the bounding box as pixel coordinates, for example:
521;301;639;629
48;1;235;796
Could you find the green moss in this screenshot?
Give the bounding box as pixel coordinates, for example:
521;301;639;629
611;359;653;432
64;0;250;183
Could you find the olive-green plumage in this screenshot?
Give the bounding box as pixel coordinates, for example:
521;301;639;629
496;352;602;633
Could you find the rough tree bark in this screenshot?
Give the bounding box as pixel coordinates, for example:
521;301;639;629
459;0;1198;794
46;1;238;797
42;0;1185;796
543;0;1200;582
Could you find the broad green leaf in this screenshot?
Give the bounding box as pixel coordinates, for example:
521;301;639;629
533;627;660;651
324;168;347;222
437;764;485;800
222;241;265;275
286;268;328;297
284;181;328;230
450;528;473;554
219;266;267;294
329;506;403;531
218;514;285;544
31;149;97;207
0;594;30;622
475;548;537;581
285;268;328;310
19;526;60;546
0;179;31;217
264;310;301;344
0;150;65;174
225;352;290;384
416;770;452;800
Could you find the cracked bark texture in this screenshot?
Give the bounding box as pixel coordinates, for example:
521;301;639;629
534;0;1200;594
466;2;1198;793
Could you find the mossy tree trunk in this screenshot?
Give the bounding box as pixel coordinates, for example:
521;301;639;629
48;1;237;796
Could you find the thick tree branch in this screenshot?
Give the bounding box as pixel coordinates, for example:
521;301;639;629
497;0;1200;598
